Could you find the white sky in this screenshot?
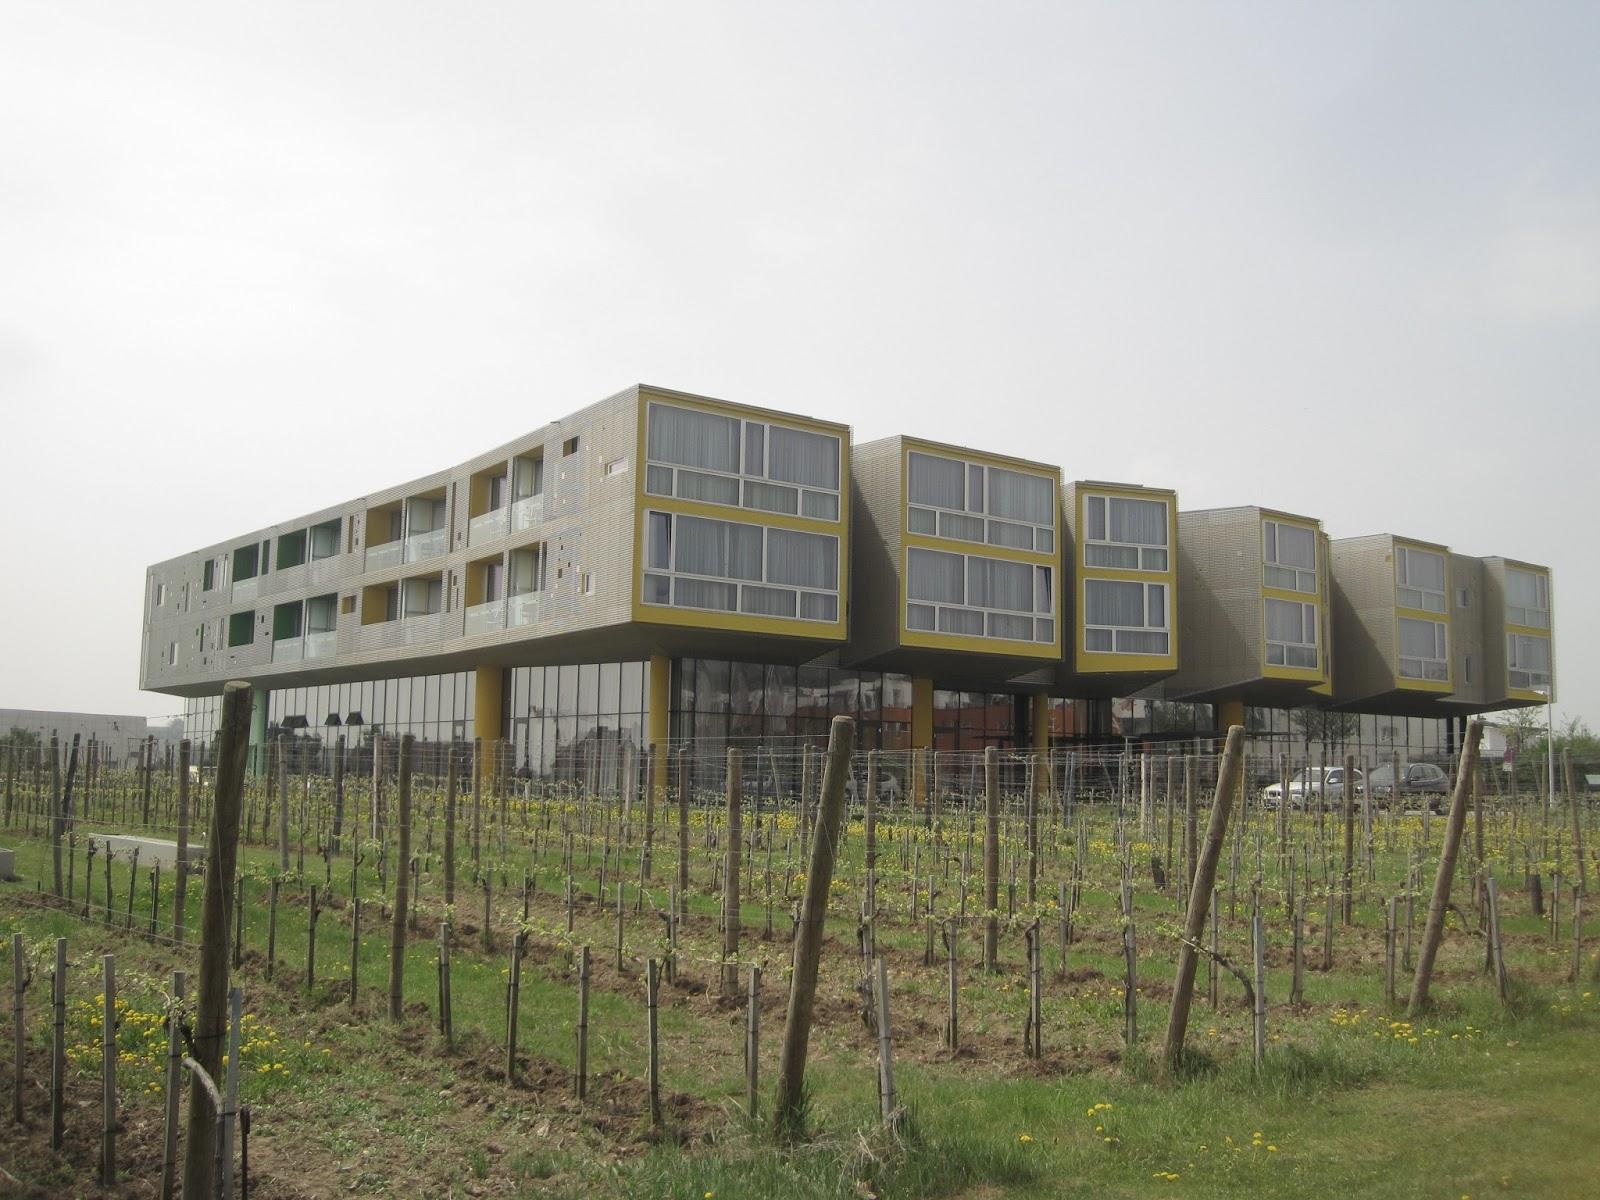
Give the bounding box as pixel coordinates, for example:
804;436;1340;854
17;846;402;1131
1;2;1595;726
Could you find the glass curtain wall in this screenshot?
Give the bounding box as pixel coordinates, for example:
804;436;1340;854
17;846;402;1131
181;670;475;771
507;661;649;785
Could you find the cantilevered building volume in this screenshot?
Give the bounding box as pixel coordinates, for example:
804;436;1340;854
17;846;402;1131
140;384;1556;774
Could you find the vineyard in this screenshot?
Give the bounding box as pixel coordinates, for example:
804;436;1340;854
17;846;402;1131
4;706;1600;1199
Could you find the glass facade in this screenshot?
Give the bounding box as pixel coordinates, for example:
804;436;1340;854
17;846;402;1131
507;661;650;782
181;670;475;769
179;660;1457;790
671;658;912;754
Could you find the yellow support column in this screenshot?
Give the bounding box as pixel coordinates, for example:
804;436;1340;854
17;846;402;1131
1031;692;1051;806
911;677;934;808
474;667;504;777
1217;697;1245;734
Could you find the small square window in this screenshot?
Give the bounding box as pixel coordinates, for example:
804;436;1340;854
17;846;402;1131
562;436;579;457
340;595;356;615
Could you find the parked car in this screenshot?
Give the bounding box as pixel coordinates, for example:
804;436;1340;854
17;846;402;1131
1367;762;1450;811
1260;765;1363;810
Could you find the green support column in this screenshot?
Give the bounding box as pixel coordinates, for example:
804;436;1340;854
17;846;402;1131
248;686;269;774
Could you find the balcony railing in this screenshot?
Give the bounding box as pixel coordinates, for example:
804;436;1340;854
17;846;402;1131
511;494;545;532
270;636;302;664
405;528;448;563
508;591;545;627
232;577;258;603
469;508;509;547
465;600;506;637
305;630;337;660
365;541;402;572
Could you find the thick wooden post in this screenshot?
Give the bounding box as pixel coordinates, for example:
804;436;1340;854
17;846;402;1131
1161;726;1245;1071
775;717;855;1134
183;681;250;1200
1408;720;1484;1016
388;734;415;1021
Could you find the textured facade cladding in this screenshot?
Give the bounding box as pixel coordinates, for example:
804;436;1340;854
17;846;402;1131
1329;534;1399;706
1057;480;1179;698
844;436;905;665
1329;533;1455;714
1160;506;1331;705
140;385;850;699
842;435;1061;685
1446;554;1488;711
1481;557;1556;707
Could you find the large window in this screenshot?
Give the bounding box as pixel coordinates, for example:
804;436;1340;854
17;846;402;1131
1397;616;1448;681
643;510;839;622
906;547;1054;643
1083;578;1168;654
1083;494;1168;571
1263;520;1317;593
1507;633;1551;690
906;451;1055;554
227;609;255;648
1265;597;1318;668
645;402;842;522
1505;567;1550;628
1395;546;1446;613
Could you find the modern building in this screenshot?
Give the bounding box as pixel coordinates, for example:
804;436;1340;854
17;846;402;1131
140;384;1557;777
1154;505;1334;730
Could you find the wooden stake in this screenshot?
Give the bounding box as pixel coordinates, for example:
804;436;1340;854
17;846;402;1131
349;898;360;1009
1408;719;1484;1016
646;958;662;1130
50;938;66;1150
745;965;761;1121
101;955;116;1184
774;716;855;1134
873;955;899;1128
983;746;1000;972
184;681;249;1200
1251;903;1266;1072
575;945;590;1101
159;971;184;1200
175;740;191;944
723;748;743;996
11;933;28;1124
1160;725;1244;1071
506;931;524;1084
388;734;414;1021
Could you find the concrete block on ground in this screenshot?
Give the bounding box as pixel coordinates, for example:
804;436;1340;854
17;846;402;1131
85;834;206;869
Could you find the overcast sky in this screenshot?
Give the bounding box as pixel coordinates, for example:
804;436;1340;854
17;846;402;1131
1;2;1594;727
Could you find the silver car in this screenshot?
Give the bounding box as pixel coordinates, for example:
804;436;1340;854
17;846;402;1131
1260;765;1364;810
